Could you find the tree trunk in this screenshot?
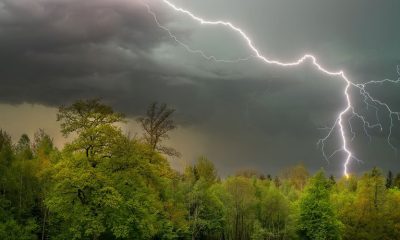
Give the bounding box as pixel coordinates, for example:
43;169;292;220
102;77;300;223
41;207;48;240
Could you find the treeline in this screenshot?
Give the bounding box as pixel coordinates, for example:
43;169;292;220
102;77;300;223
0;99;400;240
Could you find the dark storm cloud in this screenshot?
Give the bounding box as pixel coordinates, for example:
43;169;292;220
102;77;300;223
0;0;190;105
0;0;399;175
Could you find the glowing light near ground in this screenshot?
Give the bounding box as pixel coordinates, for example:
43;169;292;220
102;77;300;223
143;0;400;177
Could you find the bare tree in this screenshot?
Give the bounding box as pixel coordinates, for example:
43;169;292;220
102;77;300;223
137;102;180;157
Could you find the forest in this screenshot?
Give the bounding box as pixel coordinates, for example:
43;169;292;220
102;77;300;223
0;99;399;240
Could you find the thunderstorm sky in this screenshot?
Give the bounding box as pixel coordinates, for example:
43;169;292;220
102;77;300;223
0;0;399;176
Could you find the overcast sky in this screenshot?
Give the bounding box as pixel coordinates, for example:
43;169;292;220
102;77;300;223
0;0;399;176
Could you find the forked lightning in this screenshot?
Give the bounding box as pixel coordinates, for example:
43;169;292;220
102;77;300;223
143;0;400;177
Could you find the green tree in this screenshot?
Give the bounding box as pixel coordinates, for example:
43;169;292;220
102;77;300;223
253;181;297;239
31;129;57;240
49;100;181;239
184;157;224;239
0;130;13;196
57;99;125;167
224;176;257;240
298;170;342;240
0;132;39;239
386;170;393;189
11;135;39;221
383;188;400;238
336;168;390;240
394;172;400;189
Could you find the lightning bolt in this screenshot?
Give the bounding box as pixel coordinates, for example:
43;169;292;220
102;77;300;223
143;0;400;177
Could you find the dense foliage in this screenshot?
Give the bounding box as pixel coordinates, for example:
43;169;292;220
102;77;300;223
1;100;399;240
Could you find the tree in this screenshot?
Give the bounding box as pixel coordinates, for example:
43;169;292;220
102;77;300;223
16;134;33;160
329;175;336;186
0;130;13;196
281;164;309;191
50;100;182;239
337;168;389;240
386;170;393;189
298;170;342;240
395;173;400;189
32;129;54;158
187;156;218;185
57;99;125;137
253;181;297;239
0;130;12;155
0;133;40;239
12;135;38;220
32;129;56;240
138;102;180;157
383;188;400;239
274;176;281;188
0;198;37;240
57;99;125;166
224;176;257;240
46;137;173;239
0;131;37;239
184;157;224;239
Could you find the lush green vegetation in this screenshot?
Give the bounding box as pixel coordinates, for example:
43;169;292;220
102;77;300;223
1;99;400;240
